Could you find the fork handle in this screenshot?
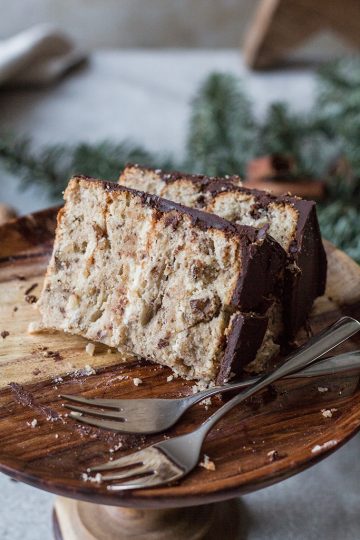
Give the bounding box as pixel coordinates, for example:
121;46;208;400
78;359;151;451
197;316;360;437
187;349;360;406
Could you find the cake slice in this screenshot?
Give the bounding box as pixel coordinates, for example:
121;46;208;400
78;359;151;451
119;165;327;337
37;176;285;383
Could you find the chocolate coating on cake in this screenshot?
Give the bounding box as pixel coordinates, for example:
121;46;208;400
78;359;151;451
120;166;327;337
217;313;269;384
81;176;286;314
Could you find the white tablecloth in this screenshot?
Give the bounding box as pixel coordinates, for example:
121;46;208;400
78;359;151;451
0;50;358;540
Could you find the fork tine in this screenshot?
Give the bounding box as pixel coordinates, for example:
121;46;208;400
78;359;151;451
61;394;122;410
68;412;127;432
65;404;125;421
89;450;147;472
107;473;161;491
101;465;150;481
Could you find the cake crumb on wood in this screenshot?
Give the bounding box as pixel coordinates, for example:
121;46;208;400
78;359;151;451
25;294;38;304
81;365;96;376
109;442;123;453
85;343;95;356
199;454;216;471
27;321;46;334
27;418;38;428
311;440;337;453
81;472;102;484
133;377;142;386
1;331;9;339
321;408;337;418
24;283;38;296
166;375;174;382
318;386;329;393
267;450;278;461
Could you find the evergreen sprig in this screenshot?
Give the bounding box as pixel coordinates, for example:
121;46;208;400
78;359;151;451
186;73;256;176
0;60;359;262
0;135;173;200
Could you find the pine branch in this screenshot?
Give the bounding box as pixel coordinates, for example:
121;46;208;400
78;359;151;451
0;134;170;200
0;60;359;262
186;72;257;176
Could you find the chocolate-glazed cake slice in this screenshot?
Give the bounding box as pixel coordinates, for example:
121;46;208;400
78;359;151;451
37;177;285;383
119;165;327;337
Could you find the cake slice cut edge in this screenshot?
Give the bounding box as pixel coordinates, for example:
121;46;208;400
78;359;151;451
37;176;285;383
119;164;327;338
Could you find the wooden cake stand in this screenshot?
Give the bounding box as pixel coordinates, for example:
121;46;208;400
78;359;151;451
0;208;360;540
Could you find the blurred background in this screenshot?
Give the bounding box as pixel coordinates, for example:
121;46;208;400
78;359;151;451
0;2;360;539
0;0;353;53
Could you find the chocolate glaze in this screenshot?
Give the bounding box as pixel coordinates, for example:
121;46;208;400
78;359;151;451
70;176;286;376
75;177;287;314
217;313;269;384
122;166;327;337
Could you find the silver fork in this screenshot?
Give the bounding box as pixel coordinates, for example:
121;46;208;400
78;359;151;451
63;316;360;435
85;317;360;490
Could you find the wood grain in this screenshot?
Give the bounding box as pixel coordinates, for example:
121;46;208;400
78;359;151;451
53;497;242;540
0;208;360;510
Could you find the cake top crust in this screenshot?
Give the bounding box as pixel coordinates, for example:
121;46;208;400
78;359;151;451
70;176;286;315
76;175;280;248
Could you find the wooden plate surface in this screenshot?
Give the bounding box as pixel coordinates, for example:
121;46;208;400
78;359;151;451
0;208;360;509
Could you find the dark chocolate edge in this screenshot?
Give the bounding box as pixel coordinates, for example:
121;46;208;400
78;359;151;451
73;176;286;314
121;166;327;336
74;175;259;241
123;163;242;188
69;176;285;378
232;234;286;314
217;313;269;384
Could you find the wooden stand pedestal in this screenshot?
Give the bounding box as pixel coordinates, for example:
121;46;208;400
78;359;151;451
53;497;242;540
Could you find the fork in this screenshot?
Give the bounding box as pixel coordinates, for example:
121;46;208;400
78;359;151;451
64;316;360;435
85;316;360;490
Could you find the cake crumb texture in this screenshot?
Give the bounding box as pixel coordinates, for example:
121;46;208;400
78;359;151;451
38;177;285;382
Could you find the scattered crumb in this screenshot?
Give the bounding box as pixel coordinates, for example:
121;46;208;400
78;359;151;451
199;454;216;471
107;348;113;354
84;364;96;375
53;376;63;384
192;381;215;394
44;350;63;361
55;434;59;439
318;387;329;393
202;397;212;407
109;442;123;453
27;418;38;428
13;307;18;312
166;375;174;382
85;343;95;356
133;377;142;386
81;472;102;484
27;321;45;334
73;365;96;377
311;440;338;453
321;408;337;418
25;294;37;304
24;283;38;296
1;331;9;339
267;450;279;462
